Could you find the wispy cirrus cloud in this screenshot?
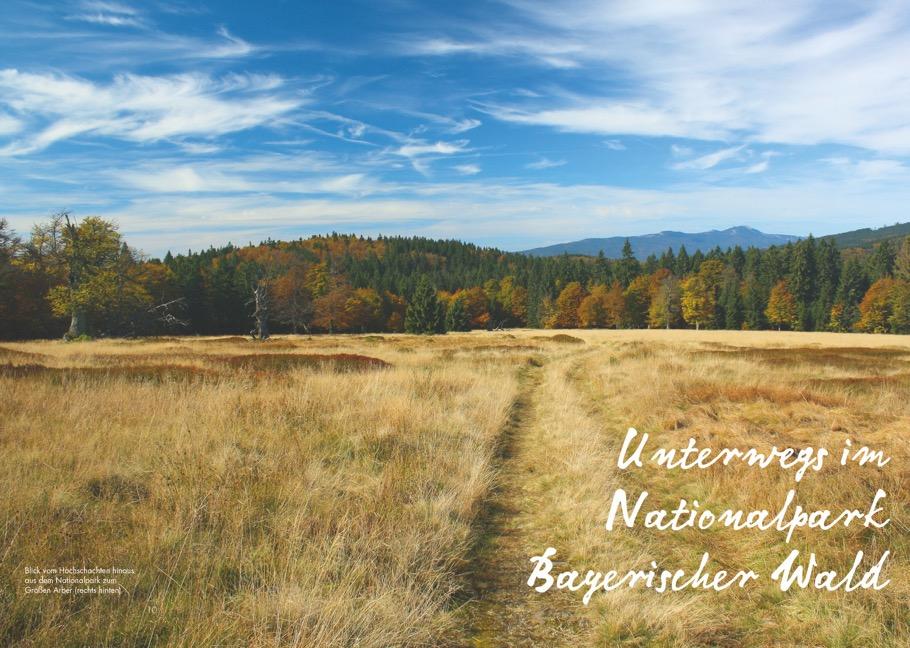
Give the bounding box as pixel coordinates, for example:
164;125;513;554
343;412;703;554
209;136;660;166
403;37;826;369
672;145;746;171
66;1;145;28
453;163;481;175
0;112;22;136
525;157;566;170
0;69;302;155
478;101;729;141
388;138;471;175
441;1;910;153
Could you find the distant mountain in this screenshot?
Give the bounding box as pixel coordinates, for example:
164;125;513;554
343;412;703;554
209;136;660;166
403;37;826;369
824;222;910;249
522;226;800;259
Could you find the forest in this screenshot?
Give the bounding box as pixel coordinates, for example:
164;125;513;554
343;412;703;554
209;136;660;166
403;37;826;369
1;212;909;340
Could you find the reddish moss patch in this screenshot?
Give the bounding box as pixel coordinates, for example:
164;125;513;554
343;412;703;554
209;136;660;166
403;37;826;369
0;363;215;383
0;346;47;361
465;344;542;352
696;346;908;371
807;373;910;390
680;381;841;407
535;334;584;344
219;353;390;372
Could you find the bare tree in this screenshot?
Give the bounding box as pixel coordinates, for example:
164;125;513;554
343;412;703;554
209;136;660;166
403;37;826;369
249;281;270;340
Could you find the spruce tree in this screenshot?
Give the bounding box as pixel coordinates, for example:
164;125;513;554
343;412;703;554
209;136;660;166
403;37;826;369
740;272;766;330
896;236;910;282
833;258;867;330
445;295;470;331
869;239;897;280
405;275;444;334
788;236;817;330
675;245;690;276
719;269;743;330
617;239;640;288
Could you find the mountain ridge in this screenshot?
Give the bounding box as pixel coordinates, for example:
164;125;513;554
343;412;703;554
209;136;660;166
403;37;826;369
522;226;800;259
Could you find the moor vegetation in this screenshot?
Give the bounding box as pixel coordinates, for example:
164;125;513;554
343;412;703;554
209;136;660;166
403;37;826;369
0;330;907;646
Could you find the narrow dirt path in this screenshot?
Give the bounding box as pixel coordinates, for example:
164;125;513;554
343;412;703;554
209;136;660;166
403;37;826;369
455;352;593;647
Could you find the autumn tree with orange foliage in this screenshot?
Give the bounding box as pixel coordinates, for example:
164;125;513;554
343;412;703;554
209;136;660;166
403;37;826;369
271;261;313;333
549;281;586;328
765;280;799;331
855;278;897;333
578;284;609;328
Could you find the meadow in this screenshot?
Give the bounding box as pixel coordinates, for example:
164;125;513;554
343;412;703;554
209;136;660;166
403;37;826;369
0;330;907;647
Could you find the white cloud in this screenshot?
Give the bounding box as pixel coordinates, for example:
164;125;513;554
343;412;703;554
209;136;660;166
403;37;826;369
211;26;254;57
388;139;471;175
0;69;301;155
80;1;139;15
672;145;746;170
604;139;626;150
113;159;378;195
449;1;910;153
395;140;469;157
743;159;769;174
453;163;481;175
525;157;566;170
482;102;727;140
69;13;143;27
450;118;481;133
0;113;22;136
671;144;693;157
68;1;144;27
404;36;584;69
821;157;910;181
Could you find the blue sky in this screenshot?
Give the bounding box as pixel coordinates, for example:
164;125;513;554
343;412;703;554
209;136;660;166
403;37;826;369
1;0;909;256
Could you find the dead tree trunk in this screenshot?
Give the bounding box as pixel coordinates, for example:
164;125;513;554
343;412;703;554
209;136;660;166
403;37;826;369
63;214;88;339
251;282;270;340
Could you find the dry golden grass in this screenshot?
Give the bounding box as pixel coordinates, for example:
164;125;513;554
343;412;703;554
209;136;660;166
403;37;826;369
0;333;525;646
0;329;907;647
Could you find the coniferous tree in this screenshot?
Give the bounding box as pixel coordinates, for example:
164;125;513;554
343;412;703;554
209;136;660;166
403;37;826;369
894;236;910;281
617;239;640;288
719;268;743;330
788;236;817;330
740;272;766;330
812;238;841;330
445;295;470;332
675;245;690;276
869;240;896;280
593;250;612;285
405;275;444;334
832;257;867;331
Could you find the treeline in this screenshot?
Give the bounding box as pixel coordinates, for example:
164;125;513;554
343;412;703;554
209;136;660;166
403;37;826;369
1;212;909;340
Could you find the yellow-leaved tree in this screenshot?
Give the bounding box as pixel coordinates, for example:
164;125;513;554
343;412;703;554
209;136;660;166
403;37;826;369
41;213;149;338
681;275;714;330
855;278;897;333
549;281;586;328
765;280;799;331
